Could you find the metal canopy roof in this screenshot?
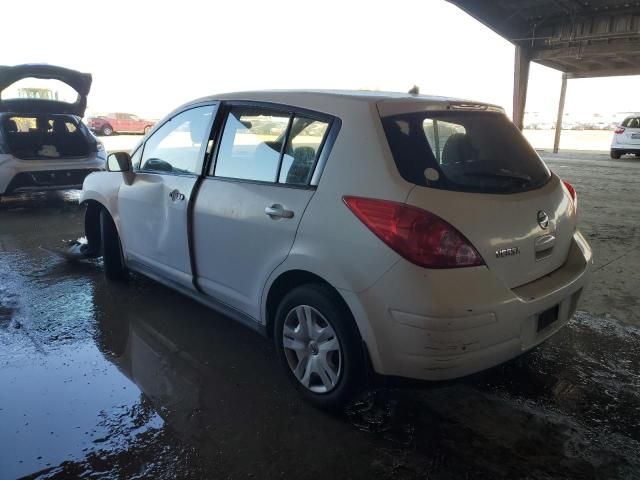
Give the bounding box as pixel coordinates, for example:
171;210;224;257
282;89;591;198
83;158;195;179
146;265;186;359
447;0;640;78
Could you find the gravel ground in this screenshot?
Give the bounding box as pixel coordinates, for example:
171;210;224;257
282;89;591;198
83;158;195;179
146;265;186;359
0;151;638;479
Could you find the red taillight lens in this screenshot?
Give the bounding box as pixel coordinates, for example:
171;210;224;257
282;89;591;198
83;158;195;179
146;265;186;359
615;127;625;134
562;180;577;211
343;196;484;269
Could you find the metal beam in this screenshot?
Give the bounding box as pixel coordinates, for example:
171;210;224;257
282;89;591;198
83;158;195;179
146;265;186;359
553;74;568;154
566;67;640;78
532;42;640;62
513;46;531;130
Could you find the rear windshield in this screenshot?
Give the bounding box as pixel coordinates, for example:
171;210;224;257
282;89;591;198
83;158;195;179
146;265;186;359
622;117;640;128
381;111;551;193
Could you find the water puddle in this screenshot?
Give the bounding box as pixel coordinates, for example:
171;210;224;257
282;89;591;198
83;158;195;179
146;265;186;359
1;198;639;479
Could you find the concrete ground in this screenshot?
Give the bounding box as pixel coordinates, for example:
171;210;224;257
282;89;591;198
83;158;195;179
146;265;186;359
0;150;639;479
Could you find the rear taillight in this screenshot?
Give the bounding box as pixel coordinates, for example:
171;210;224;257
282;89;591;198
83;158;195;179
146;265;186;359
562;180;577;211
614;127;625;134
343;196;484;269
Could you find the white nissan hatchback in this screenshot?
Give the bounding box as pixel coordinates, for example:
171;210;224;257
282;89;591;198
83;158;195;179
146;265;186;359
80;91;592;408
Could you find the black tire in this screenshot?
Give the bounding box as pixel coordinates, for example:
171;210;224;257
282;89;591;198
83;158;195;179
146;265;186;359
274;284;364;410
610;149;622;159
101;125;114;136
100;209;127;281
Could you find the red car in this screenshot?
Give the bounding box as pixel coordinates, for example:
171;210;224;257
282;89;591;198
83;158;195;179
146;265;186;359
87;112;154;136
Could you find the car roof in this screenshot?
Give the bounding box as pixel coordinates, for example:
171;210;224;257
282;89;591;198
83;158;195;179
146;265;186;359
183;89;504;115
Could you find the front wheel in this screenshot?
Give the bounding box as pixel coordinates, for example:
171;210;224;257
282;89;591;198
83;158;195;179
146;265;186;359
144;125;152;135
100;209;127;281
101;125;114;136
274;284;364;409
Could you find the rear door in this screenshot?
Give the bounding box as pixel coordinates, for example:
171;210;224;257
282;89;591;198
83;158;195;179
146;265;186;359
193;105;332;319
117;104;217;288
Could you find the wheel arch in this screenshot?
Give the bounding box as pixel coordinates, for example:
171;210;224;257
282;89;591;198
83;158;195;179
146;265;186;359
80;175;124;251
83;199;103;251
264;270;351;338
264;268;378;384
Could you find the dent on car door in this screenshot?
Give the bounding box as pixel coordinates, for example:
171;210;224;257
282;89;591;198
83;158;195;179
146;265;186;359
117;104;217;288
193;106;332;320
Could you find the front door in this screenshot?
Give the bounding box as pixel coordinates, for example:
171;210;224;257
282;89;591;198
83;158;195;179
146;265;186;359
117;104;218;289
193;105;332;320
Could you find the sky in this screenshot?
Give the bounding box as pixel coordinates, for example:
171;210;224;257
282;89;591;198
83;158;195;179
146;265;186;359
3;0;639;120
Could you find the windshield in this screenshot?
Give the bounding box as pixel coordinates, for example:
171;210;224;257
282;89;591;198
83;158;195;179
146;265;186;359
381;111;551;194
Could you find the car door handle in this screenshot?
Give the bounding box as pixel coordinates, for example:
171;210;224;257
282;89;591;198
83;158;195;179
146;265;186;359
265;204;294;219
169;189;185;202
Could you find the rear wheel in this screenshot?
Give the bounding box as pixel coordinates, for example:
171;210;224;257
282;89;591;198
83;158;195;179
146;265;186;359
144;125;152;135
274;284;363;410
100;209;127;281
610;149;622;159
101;125;114;136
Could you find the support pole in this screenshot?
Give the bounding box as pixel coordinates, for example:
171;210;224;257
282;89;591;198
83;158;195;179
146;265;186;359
513;46;531;130
553;74;568;154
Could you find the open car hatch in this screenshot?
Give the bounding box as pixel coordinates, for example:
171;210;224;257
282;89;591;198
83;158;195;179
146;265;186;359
0;64;92;117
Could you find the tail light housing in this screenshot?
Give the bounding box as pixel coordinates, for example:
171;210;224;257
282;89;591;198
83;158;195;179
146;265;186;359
562;180;577;208
614;127;625;134
343;196;484;269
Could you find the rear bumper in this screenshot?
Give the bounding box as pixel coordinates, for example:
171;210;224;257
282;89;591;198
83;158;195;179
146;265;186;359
611;147;640;153
0;154;105;194
344;231;593;381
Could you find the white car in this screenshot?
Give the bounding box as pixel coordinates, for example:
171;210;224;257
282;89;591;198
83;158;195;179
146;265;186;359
0;64;106;199
611;116;640;159
79;90;592;408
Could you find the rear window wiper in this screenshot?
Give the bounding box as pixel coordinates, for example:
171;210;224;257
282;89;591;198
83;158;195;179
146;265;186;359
462;170;532;182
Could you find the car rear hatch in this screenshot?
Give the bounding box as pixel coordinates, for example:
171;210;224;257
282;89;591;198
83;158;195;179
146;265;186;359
618;117;640;145
0;64;92;117
378;99;577;289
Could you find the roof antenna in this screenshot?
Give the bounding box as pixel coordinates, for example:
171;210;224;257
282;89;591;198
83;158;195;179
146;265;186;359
408;85;420;95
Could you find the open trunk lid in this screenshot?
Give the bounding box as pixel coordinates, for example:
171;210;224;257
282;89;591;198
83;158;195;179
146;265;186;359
379;99;577;288
0;64;92;117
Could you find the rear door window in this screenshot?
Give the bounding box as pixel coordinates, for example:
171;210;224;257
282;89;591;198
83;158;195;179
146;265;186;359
381;111;551;193
213;106;332;186
214;108;290;182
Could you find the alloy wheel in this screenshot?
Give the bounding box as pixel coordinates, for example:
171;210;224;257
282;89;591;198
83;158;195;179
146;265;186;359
282;305;342;393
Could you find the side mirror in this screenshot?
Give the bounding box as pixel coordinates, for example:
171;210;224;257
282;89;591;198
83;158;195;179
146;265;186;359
107;152;132;172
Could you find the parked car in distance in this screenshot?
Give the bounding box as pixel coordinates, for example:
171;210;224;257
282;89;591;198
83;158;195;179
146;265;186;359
87;112;154;136
79;90;592;408
611;116;640;158
0;64;106;198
